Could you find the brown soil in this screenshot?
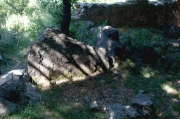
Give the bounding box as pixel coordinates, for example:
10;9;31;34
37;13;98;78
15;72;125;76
59;69;134;108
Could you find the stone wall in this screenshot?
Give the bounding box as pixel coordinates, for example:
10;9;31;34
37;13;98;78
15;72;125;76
78;0;180;28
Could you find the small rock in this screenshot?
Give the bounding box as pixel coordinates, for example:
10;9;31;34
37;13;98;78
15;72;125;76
132;93;153;107
105;103;126;119
124;105;139;118
84;97;90;103
24;91;41;104
90;101;99;111
141;107;152;115
113;63;119;69
101;105;107;112
132;92;154;117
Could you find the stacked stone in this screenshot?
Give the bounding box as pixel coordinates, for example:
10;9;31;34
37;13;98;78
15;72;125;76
78;0;180;28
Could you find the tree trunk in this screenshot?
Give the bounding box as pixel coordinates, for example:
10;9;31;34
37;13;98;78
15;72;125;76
61;0;71;36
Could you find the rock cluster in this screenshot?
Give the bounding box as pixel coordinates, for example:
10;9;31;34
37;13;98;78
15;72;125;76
88;91;155;119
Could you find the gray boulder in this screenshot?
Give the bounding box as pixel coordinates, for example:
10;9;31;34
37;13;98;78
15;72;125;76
104;103;127;119
124;105;139;118
132;92;153;107
132;91;154;117
0;69;40;116
0;69;27;102
24;82;41;104
90;101;99;111
72;24;124;69
24;91;41;104
90;26;120;69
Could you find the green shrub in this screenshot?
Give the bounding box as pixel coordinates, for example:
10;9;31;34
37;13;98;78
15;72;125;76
123;29;167;51
0;0;66;72
121;28;180;71
69;20;107;46
70;21;94;45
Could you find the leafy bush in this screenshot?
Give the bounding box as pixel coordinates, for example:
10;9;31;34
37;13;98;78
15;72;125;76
123;29;168;53
38;0;63;24
0;0;67;72
121;28;180;72
70;21;95;45
69;20;107;46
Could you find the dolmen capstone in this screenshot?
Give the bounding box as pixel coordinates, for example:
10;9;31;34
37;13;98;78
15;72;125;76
27;26;122;88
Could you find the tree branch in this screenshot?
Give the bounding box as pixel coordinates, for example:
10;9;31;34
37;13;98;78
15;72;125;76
4;1;22;15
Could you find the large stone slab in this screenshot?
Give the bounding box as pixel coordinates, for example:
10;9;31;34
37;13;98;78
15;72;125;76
27;28;106;88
